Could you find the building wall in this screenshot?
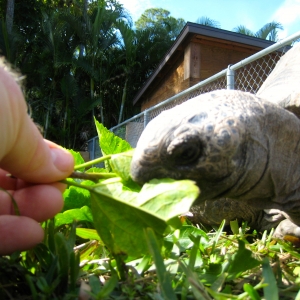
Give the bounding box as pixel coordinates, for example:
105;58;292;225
140;41;259;111
141;56;186;111
198;43;252;80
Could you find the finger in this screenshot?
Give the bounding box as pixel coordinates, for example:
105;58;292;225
0;65;74;183
0;118;74;183
0;215;44;255
0;169;67;193
0;184;64;222
0;169;19;189
0;169;30;190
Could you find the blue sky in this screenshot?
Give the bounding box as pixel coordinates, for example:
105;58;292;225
118;0;300;39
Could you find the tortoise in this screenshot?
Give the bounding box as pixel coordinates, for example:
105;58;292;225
130;43;300;239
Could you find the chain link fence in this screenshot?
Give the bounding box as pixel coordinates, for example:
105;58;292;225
88;31;300;159
234;51;288;93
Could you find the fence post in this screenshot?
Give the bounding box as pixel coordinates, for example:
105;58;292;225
226;65;235;90
144;110;150;128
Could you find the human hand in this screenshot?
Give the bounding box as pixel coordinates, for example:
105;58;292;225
0;61;74;255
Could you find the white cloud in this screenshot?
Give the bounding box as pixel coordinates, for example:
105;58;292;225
271;0;300;37
272;0;300;25
118;0;153;22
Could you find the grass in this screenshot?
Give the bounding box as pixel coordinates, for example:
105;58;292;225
1;219;300;299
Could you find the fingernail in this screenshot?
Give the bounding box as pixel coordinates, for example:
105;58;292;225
51;148;74;173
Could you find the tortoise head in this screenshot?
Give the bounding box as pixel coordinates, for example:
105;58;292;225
130;90;250;200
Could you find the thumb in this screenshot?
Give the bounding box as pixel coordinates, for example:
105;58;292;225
0;63;74;183
1;114;74;183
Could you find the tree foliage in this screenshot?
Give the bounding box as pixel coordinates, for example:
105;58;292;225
135;8;185;41
0;1;285;149
233;21;283;41
0;1;186;149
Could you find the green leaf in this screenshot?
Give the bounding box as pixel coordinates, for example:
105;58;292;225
262;257;278;300
92;179;139;204
86;167;107;173
54;233;70;287
68;149;85;172
295;289;300;300
243;283;261;300
63;182;92;211
211;220;226;253
230;219;239;235
164;225;208;252
188;235;201;269
211;272;226;292
110;151;142;191
76;228;101;241
227;240;261;279
110;150;134;182
145;228;177;300
55;206;93;227
136;179;199;219
90;186;167;257
179;261;211;300
89;178;199;257
88;275;102;295
69;251;80;290
95;119;131;156
95;271;119;299
135;255;152;274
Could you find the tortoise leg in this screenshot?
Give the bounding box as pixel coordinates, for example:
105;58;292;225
189;199;286;233
189;198;270;228
189;199;300;240
268;209;300;239
273;219;300;239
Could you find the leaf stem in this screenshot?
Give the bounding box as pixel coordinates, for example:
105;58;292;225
69;171;117;181
60;179;94;191
74;154;112;170
61;176;122;191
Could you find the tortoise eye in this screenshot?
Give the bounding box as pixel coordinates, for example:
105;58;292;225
173;143;200;165
168;142;201;165
166;126;203;166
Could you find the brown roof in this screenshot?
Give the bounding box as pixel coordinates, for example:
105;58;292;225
133;22;275;105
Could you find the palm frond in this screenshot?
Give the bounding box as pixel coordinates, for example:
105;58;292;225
232;25;255;36
255;21;283;41
195;16;220;28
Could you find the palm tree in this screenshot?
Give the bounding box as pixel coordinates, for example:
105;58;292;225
68;0;130;125
195;16;220;28
5;0;14;34
233;21;283;42
116;20;139;124
32;9;79;143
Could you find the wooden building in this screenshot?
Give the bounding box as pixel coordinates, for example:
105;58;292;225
133;22;275;111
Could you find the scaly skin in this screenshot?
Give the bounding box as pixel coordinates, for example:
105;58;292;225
130;90;300;236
